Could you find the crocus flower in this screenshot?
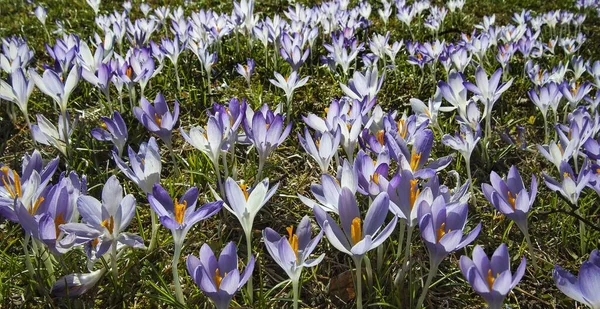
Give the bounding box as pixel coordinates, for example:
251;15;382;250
482;166;537;235
148;184;222;248
442;123;481;167
34;6;47;26
0;68;35;127
60;175;145;264
223;177;279;240
340;66;385;105
0;150;58;222
113;137;161;194
17;172;86;255
86;0;101;15
31;112;75;156
298;160;358;214
243;104;291;178
186;242;255;309
29;66;81;113
180;113;230;171
438;72;469;118
463;66;513;125
263;215;324;282
134;93;179;147
553;249;600;309
543;161;591;205
91;111;128;157
313;189;397;259
460;244;527;309
269;71;309;113
314;189;396;308
298;128;341;173
52;268;106;297
148;183;223;304
235;58;255;87
417;195;481;268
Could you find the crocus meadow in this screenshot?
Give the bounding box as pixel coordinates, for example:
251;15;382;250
1;0;600;308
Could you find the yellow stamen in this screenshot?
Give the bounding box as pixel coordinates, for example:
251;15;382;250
350;217;362;245
1;167;22;199
54;213;65;236
417;53;423;61
214;268;224;290
315;138;321;148
436;222;447;242
239;184;249;200
29;197;45;215
286;225;299;260
376;130;385;145
397;119;408;139
324;107;329;114
410;152;422;171
563;172;571;179
154;113;162;126
174;199;187;224
486;269;497;289
101;216;115;234
507;191;517;210
409;179;420;210
101;122;107;129
371;172;380;185
125;66;133;79
91;238;99;248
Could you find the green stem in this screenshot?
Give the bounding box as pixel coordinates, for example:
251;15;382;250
353;256;363;309
256;157;265;185
173;242;185;304
292;278;300;309
111;241;118;282
415;260;439;309
245;230;253;303
34;240;55;283
148;210;158;251
523;232;539;273
576;208;586;256
174;64;181;93
396;219;406;259
22;234;35;281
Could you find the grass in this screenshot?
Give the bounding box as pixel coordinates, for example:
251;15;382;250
1;0;599;308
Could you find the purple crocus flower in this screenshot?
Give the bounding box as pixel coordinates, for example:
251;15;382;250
313;189;397;259
543;161;591;205
91;111;128;157
553;249;600;309
460;244;527;309
17;172;86;255
417;195;481;268
269;71;309;112
560;81;593;110
134;92;179;147
29;66;81;113
243;104;292;177
0;68;35;125
52;268;105;297
1;36;35;73
34;6;47;25
148;184;222;247
463;66;513;127
279;32;310;71
482;166;537;235
340;66;385;105
113;137;161;194
235;58;255;87
263;215;324;282
298;128;341;173
186;242;255;309
60;176;145;263
0;150;59;222
298;160;358;214
148;183;223;303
